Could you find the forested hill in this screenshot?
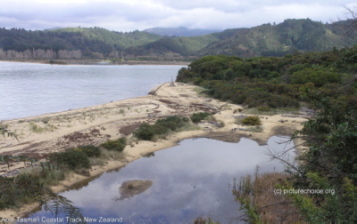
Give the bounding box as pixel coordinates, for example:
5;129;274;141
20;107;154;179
0;19;356;61
144;27;221;37
198;19;356;57
125;19;356;60
0;27;162;60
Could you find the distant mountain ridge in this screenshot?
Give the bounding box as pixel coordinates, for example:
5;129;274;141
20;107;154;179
130;19;356;59
0;19;355;61
144;27;221;37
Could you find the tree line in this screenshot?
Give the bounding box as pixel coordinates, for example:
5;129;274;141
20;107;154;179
177;44;357;223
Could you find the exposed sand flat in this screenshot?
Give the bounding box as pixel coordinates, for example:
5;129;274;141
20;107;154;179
0;82;308;220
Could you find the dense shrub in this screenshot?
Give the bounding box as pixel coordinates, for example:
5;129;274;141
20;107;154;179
176;49;357;110
190;112;210;123
290;68;342;87
155;116;188;131
100;137;127;151
49;150;90;170
76;145;101;157
241;116;262;125
134;123;155;140
288;99;357;223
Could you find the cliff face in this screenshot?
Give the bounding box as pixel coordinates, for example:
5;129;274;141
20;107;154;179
0;48;82;59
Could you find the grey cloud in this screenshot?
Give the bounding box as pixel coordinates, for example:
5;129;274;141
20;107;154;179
0;0;355;31
154;0;355;12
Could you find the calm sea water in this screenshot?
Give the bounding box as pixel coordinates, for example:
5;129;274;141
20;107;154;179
27;136;295;224
0;62;184;120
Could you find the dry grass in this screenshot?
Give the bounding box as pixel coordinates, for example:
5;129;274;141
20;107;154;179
99;148;126;161
234;172;306;224
246;126;263;132
192;86;207;97
29;122;57;133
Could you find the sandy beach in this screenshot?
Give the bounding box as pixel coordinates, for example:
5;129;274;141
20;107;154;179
0;82;308;220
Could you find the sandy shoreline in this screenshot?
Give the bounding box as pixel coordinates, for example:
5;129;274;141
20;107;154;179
0;59;191;66
0;82;308;220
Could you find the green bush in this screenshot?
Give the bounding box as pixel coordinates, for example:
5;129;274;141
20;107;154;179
49;150;90;170
290;68;342;87
100;137;127;151
134;116;190;140
76;145;101;157
156;116;187;131
241;116;262;125
190;112;210;123
134;123;155;140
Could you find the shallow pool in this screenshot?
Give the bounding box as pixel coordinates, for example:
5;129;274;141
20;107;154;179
26;136;295;224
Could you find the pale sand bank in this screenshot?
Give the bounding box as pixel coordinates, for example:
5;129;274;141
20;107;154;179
0;82;308;220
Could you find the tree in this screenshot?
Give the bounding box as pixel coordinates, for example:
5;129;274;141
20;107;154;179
289;98;357;223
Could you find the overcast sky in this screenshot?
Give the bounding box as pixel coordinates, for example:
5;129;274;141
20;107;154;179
0;0;356;32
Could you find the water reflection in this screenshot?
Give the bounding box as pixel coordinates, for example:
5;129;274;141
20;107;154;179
0;63;183;120
27;136;294;224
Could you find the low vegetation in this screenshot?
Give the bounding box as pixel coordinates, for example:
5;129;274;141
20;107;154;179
29;122;57;133
234;172;304;223
48;149;91;170
0;173;83;219
100;137;127;152
0;123;17;140
134;116;190;141
75;145;101;157
193;217;220;224
240;116;261;126
0;137;127;211
190;112;211;123
0;174;46;209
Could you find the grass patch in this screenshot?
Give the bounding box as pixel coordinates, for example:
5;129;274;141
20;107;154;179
192;86;207;97
100;137;127;151
99;148;126;161
41;117;50;124
118;109;125;115
236;116;262;126
215;120;225;128
29;122;57;133
19;166;66;186
246;126;263;132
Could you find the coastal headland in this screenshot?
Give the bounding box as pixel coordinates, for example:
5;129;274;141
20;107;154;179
0;82;308;219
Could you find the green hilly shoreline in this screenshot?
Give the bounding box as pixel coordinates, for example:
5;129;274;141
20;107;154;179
0;18;356;62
